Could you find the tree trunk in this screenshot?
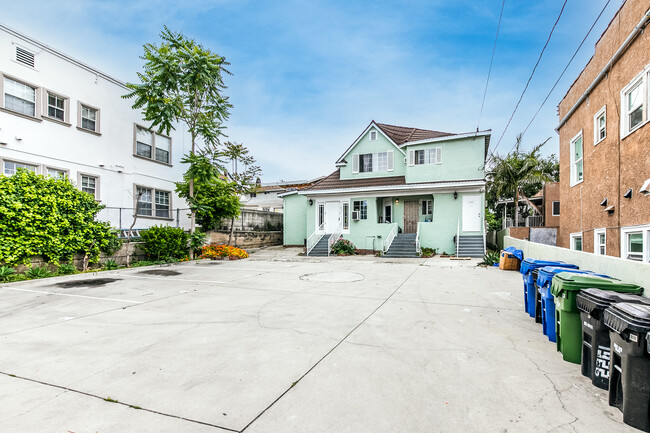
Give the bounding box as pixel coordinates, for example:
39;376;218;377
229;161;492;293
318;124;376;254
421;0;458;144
189;178;195;259
228;216;235;246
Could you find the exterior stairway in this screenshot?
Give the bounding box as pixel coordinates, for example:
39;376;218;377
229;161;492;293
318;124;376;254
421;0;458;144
384;233;419;258
308;235;331;256
457;235;485;258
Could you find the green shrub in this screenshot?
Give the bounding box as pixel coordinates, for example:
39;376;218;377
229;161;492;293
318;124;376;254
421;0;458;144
26;266;52;279
0;169;115;265
0;266;16;282
139;226;189;261
104;259;118;270
479;250;500;266
102;232;123;256
57;264;77;275
331;239;355;255
420;247;436;257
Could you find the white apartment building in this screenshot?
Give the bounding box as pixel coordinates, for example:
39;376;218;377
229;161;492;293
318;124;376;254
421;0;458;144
0;25;192;231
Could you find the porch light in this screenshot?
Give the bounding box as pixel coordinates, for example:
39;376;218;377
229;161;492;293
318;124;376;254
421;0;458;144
395;198;399;204
453;191;458;200
308;199;313;206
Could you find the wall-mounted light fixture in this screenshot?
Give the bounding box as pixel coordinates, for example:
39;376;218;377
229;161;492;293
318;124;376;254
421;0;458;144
600;198;608;207
395;198;399;204
623;188;633;199
308;199;313;206
453;191;458;200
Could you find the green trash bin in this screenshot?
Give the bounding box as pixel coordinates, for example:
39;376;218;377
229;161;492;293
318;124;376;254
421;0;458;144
551;273;643;364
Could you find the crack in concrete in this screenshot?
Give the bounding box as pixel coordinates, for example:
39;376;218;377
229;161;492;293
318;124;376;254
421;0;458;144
0;372;237;432
10;389;68;419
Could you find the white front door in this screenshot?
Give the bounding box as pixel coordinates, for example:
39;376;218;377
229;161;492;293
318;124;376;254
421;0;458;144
324;201;341;233
462;194;482;232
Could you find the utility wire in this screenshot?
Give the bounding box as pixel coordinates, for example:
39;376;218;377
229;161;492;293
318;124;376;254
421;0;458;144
520;0;612;138
492;0;568;155
477;0;506;132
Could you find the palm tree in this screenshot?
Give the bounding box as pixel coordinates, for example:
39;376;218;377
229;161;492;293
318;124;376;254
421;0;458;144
487;134;553;227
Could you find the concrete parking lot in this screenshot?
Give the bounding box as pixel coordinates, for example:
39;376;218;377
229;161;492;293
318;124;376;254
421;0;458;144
0;247;636;432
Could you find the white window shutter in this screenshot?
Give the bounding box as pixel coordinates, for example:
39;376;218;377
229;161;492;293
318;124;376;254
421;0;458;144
387;151;394;171
436;147;442;164
372;153;378;172
408;150;415;166
426;149;434;164
352;154;359;173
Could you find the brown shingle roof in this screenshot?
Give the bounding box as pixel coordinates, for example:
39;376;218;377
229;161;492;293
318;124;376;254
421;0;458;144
375;123;454;145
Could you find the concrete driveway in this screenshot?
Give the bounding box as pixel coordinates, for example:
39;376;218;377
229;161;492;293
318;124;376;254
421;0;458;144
0;248;635;432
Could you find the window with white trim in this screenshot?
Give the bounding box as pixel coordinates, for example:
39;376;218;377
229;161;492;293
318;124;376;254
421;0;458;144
81;105;98;132
47;93;66;122
353;151;392;173
353;200;367;220
620;67;649;137
570;132;583;186
80;174;98;199
3;160;37;175
343;202;349;229
594;229;606;255
410;147;442;165
594;106;606;145
626;232;643;261
46;167;67;178
369;130;377;140
136;186;171;218
421;200;433;216
570;233;582;251
318;204;324;227
4;77;36;117
626;81;644;131
135;125;172;164
552;201;560;216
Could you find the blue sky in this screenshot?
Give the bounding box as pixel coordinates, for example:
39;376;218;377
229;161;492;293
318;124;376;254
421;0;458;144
3;0;624;181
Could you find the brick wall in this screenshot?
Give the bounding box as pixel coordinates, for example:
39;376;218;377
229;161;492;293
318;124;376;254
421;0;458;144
557;0;650;257
543;182;560;228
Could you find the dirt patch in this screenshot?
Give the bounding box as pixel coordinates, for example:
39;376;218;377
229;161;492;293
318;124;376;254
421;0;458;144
55;278;120;288
138;269;181;276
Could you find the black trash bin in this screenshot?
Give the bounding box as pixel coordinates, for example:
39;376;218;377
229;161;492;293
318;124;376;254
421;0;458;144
604;302;650;432
577;289;650;390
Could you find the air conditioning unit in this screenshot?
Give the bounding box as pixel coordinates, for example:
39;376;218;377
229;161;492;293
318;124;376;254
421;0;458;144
351;211;360;220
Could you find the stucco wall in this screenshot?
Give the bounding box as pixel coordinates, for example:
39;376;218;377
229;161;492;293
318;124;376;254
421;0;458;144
504;236;649;295
283;194;308;246
339;126;406;180
405;136;485;183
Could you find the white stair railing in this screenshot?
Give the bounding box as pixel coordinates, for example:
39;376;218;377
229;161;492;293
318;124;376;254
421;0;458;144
415;222;421;255
306;222;325;256
456;219;460;257
383;223;398;253
327;221;344;256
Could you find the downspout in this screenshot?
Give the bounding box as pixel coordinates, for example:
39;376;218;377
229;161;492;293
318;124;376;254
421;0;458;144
556;8;650;131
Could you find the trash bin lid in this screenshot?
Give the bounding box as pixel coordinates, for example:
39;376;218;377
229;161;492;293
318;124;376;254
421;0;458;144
551;273;641;297
520;259;576;276
577;289;650;315
604;303;650;334
536;267;601;288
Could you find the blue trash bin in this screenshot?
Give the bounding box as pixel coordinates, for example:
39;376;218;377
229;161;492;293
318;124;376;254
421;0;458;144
520;259;577;318
536;266;610;342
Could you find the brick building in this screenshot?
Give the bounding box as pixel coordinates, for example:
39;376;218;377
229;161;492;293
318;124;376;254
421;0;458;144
556;1;650;262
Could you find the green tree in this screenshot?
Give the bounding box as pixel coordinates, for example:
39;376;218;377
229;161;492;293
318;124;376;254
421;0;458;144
176;153;240;231
123;27;232;256
0;170;117;266
216;141;262;245
487;134;555;227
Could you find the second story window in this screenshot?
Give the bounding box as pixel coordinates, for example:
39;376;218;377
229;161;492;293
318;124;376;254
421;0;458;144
4;77;36;117
360;153;372;172
410;147;442;166
552;201;560;216
626;81;643;131
47;93;65;121
352;151;393;173
594;107;605;145
81;106;97;131
135;125;172;165
570;132;583;186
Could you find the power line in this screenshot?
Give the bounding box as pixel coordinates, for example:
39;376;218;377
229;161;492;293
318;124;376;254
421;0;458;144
492;0;568;155
477;0;506;132
520;0;612;138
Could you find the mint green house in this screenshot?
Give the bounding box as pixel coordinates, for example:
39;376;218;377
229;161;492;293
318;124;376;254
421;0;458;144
281;121;490;257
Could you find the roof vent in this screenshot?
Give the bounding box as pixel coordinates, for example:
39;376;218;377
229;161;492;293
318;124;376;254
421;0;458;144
15;46;35;68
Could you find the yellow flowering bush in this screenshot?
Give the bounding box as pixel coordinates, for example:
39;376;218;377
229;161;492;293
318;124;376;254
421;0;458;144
201;244;249;260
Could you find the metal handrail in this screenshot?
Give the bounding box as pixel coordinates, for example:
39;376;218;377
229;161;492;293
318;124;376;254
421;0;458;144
306;222;325;255
383;223;398;252
456;219;460;257
415;222;421;255
327;221;344;256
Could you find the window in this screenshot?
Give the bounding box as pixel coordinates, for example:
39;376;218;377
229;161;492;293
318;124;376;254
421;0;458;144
343;202;349;229
626;232;643;261
47;93;65;121
551;201;560;216
136;186;171;218
4;77;36;116
359;153;373;172
3;160;37;175
318;204;324;227
81;105;98;132
621;68;650;137
626;81;644;132
411;148;442;165
422;200;433;216
46;167;67;178
384;204;392;223
594;229;606;255
376;152;387;172
80;174;98;199
135;125;172;164
570;132;583;186
570;233;582;251
594;107;606;144
353;200;367;220
369;130;377;140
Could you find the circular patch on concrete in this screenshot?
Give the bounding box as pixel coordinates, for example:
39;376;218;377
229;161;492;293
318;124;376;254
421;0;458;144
300;271;365;283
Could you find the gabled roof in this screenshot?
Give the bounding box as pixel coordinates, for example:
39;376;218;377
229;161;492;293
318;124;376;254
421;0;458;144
375;123;454;145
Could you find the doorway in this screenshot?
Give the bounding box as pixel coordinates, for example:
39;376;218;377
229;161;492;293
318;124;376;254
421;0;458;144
403;201;419;233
